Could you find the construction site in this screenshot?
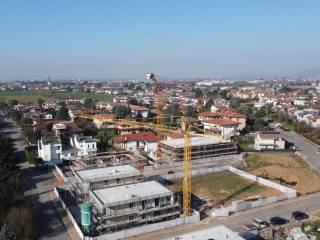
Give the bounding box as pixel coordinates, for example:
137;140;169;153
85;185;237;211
159;136;238;163
53;73;246;239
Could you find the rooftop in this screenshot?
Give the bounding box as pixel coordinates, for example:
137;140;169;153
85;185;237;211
163;225;244;240
92;181;172;206
257;131;283;139
161;137;220;149
204;119;238;126
113;131;157;143
75;165;141;182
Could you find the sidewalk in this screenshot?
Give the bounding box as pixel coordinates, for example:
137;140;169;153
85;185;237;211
50;190;80;240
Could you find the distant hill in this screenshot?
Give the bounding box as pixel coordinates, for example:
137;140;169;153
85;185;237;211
296;68;320;77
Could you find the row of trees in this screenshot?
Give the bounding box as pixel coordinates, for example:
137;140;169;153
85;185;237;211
0;129;36;239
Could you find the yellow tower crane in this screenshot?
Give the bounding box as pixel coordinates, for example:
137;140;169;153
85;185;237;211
115;117;192;216
76;114;221;216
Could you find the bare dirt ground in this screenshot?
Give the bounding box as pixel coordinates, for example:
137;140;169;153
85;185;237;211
246;152;320;195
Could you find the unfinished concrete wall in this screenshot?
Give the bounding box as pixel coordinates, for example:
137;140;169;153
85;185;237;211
95;211;200;240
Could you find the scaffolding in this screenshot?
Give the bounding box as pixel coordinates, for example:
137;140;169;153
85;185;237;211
159;137;238;163
89;181;181;234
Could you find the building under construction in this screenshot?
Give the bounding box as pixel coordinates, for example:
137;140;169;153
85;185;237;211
90;181;180;233
68;164;182;235
159;137;238;162
72;165;143;198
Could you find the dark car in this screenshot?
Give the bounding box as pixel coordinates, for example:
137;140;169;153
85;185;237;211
270;216;289;226
292;211;309;221
167;171;175;174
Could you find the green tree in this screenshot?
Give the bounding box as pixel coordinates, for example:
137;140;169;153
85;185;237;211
195;88;203;98
75;118;97;136
18;117;33;129
203;98;214;111
230;98;240;109
144;110;155;123
135;111;143;122
185;106;196;118
56;103;70;120
37;98;44;108
163;104;181;126
84;98;96;109
253;118;266;131
113;105;132;119
96;129;117;151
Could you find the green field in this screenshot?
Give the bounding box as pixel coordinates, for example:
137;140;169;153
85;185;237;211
0;90;112;103
168;172;278;206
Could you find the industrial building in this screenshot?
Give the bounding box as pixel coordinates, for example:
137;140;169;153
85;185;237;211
72;165;143;197
163;225;245;240
159;137;238;162
90;181;181;233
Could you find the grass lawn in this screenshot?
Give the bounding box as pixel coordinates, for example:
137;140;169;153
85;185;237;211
245;152;320;195
302;220;320;237
0;90;43;102
0;90;112;103
168;172;279;206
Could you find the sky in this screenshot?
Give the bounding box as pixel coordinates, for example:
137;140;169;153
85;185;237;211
1;0;320;81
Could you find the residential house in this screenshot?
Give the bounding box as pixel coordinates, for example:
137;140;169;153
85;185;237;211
70;134;99;156
221;111;247;131
254;131;285;151
113;132;157;153
203;119;239;140
38;137;62;162
130;104;150;118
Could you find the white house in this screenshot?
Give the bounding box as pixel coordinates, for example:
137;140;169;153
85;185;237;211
254;131;285;151
38;138;62;162
130;104;150;118
70;134;98;156
37;134;99;163
113;132;157;153
203;119;239;140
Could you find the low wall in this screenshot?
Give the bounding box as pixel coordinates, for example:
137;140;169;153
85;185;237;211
54;187;84;240
228;166;297;198
159;165;229;181
153;164;297;217
54;164;68;182
213;166;297;216
95;211;200;240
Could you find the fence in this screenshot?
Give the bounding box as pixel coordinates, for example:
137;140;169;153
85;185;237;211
153;164;297;217
214;166;297;216
54;187;84;240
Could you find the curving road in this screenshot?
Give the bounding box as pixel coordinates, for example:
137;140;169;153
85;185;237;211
284;131;320;173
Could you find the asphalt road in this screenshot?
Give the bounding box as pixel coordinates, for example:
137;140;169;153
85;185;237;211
284;131;320;172
2;119;70;240
127;192;320;240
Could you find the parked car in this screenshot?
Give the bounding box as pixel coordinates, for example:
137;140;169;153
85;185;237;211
292;211;309;221
270;216;289;226
253;218;270;228
167;171;175;174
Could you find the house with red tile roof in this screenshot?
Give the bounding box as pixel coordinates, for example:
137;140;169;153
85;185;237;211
113;132;157;154
203;119;239;140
